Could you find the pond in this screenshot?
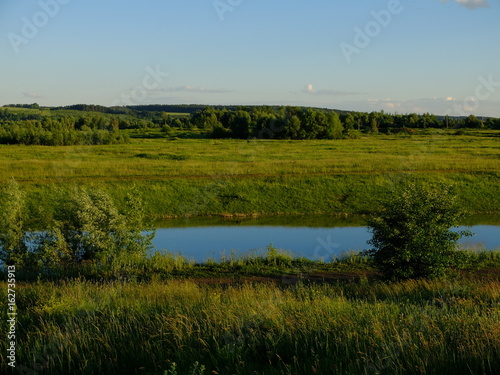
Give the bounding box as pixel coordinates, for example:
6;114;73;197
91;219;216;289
151;215;500;262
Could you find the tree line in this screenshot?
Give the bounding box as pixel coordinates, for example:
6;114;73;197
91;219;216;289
0;111;129;146
3;104;499;143
185;106;500;140
190;107;345;139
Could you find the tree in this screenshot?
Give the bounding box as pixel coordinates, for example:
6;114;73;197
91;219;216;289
52;188;154;263
300;109;320;139
229;110;251;139
285;115;302;139
367;183;471;280
343;113;357;131
368;112;379;133
464;114;482;129
0;183;155;272
325;112;344;139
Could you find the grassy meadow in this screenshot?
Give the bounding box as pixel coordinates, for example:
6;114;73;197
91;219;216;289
1;274;500;374
1;129;499;220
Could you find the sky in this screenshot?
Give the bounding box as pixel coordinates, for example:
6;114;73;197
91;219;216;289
1;0;499;117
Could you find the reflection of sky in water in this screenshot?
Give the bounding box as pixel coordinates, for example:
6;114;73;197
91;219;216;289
152;225;500;262
457;225;500;251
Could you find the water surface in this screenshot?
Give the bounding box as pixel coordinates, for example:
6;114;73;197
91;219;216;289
151;215;500;262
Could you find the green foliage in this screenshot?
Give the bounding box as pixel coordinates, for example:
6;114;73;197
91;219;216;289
161;124;173;135
200;106;348;140
367;183;471;280
0;180;29;266
0;183;154;274
164;362;205;375
263;244;295;267
4;104;500;142
0;108;131;145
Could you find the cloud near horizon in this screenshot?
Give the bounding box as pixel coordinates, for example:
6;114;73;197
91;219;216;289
22;92;42;99
441;0;489;9
302;84;361;96
157;86;234;94
361;96;498;117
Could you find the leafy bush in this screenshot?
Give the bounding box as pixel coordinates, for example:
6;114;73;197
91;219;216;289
0;182;154;274
367;183;471;280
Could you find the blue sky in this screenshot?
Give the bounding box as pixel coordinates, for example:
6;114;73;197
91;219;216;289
1;0;499;116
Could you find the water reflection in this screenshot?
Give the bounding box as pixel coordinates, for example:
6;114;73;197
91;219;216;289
151;215;500;262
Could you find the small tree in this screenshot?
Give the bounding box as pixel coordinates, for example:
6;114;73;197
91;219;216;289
367;183;471;280
51;188;155;264
0;182;155;274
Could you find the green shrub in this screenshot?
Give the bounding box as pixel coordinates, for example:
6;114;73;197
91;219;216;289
0;182;154;275
0;180;29;266
367;183;471;280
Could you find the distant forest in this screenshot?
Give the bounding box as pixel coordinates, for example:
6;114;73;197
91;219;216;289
1;103;499;145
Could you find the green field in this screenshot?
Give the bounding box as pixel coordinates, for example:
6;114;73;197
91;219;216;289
1;129;499;220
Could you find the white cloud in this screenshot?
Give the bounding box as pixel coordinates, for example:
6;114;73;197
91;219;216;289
157;86;234;94
22;92;42;99
441;0;489;9
305;83;316;94
301;84;362;96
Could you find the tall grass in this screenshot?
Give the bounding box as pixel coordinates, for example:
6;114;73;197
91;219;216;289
1;276;499;374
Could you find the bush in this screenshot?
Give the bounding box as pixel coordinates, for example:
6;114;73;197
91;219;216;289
0;180;29;266
367;183;471;280
0;183;154;275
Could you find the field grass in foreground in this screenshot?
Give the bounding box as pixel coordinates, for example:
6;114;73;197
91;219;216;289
1;130;499;218
1;273;499;375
